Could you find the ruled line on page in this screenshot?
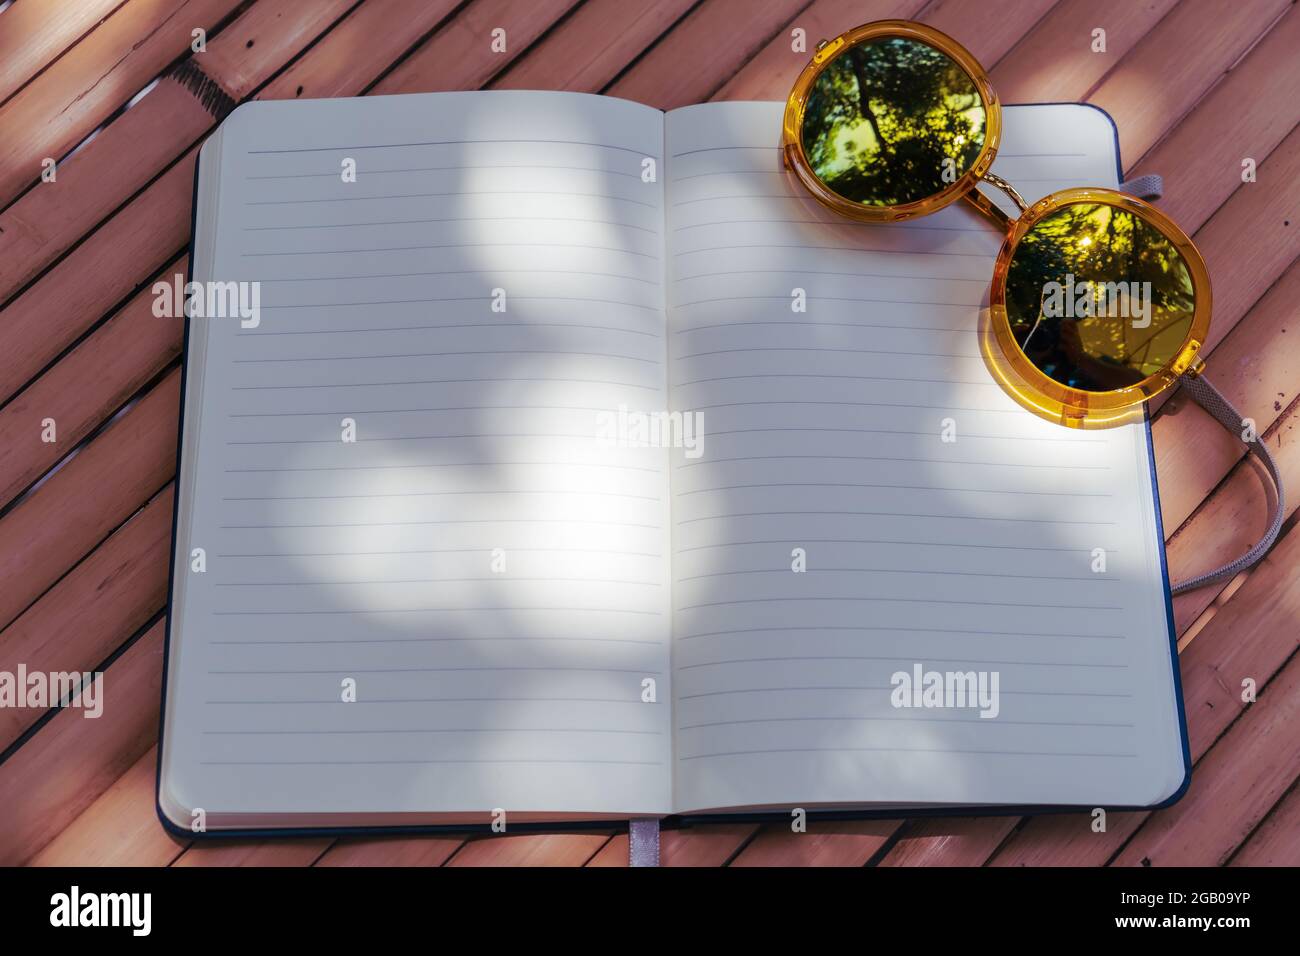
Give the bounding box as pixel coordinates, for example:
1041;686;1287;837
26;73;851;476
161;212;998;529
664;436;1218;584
677;747;1137;761
245;190;657;208
678;716;1135;731
678;345;983;359
204;696;657;705
244;269;659;286
240;242;658;258
694;426;1105;444
218;518;662;530
224;433;634;446
230;376;662;391
247;137;658;156
226;403;643;417
207;664;665;673
672;454;1109;471
220;462;662;474
673;482;1111;498
213;575;661;587
673;566;1116;584
245;162;645;180
203;727;664;736
673;243;991;259
676;687;1134;702
673;510;1116;527
674;293;983;308
682;398;1035;416
251;295;662;312
231;348;661;364
219;490;661;502
675;655;1125;671
676;596;1123;612
244;215;661;234
215;547;661;559
211;635;664;646
673;218;986;234
200;759;665;766
677;268;987;284
674;625;1125;642
675;372;998;388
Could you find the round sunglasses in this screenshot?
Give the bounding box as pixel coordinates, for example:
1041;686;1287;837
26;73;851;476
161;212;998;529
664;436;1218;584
780;20;1281;591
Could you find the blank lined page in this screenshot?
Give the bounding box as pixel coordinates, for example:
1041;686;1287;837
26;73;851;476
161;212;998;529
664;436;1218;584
665;102;1185;814
162;92;673;821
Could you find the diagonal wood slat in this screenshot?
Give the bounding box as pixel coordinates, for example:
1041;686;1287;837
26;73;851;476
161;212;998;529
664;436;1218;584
0;0;126;106
0;0;246;207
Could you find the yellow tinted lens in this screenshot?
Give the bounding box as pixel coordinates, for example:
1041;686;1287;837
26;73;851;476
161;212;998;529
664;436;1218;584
799;35;987;207
1004;202;1196;392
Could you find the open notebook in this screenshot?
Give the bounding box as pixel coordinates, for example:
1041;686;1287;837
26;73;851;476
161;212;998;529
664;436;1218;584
159;91;1189;833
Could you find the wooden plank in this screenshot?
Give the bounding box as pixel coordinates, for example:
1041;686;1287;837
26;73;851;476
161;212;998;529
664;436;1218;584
606;0;809;109
174;840;333;866
314;836;463;867
0;153;195;403
371;0;585;96
1180;125;1300;358
0;82;208;304
731;819;898;866
257;0;462;101
1086;0;1291;169
586;824;758;866
0;369;179;631
447;832;612;867
0;485;174;750
989;507;1300;865
879;817;1017;867
1229;779;1300;866
0;0;354;302
0;0;123;106
1130;3;1300;233
196;0;356;101
991;0;1180;105
1111;639;1300;866
922;0;1061;68
0;0;245;207
713;0;929;101
28;747;187;867
0;620;164;865
0;257;185;506
491;0;698;92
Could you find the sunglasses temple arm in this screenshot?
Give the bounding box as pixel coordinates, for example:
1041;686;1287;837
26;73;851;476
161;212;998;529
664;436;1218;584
962;174;1028;232
1169;373;1286;595
960;188;1014;231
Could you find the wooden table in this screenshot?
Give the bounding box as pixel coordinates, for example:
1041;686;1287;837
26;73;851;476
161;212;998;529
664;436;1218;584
0;0;1296;867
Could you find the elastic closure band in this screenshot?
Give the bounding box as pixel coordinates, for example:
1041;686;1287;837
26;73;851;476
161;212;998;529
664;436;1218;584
1170;373;1285;595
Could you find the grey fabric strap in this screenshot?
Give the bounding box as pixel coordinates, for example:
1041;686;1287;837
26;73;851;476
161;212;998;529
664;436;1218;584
1170;373;1285;595
628;818;660;867
1120;174;1164;200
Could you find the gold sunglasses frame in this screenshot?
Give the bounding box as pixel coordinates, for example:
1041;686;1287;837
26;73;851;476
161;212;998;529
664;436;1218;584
780;20;1213;428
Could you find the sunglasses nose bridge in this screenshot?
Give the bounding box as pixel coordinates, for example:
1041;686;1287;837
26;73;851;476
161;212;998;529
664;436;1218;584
981;172;1028;213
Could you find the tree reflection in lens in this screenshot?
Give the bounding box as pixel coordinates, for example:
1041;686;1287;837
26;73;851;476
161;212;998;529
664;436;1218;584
800;36;986;206
1005;202;1195;391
